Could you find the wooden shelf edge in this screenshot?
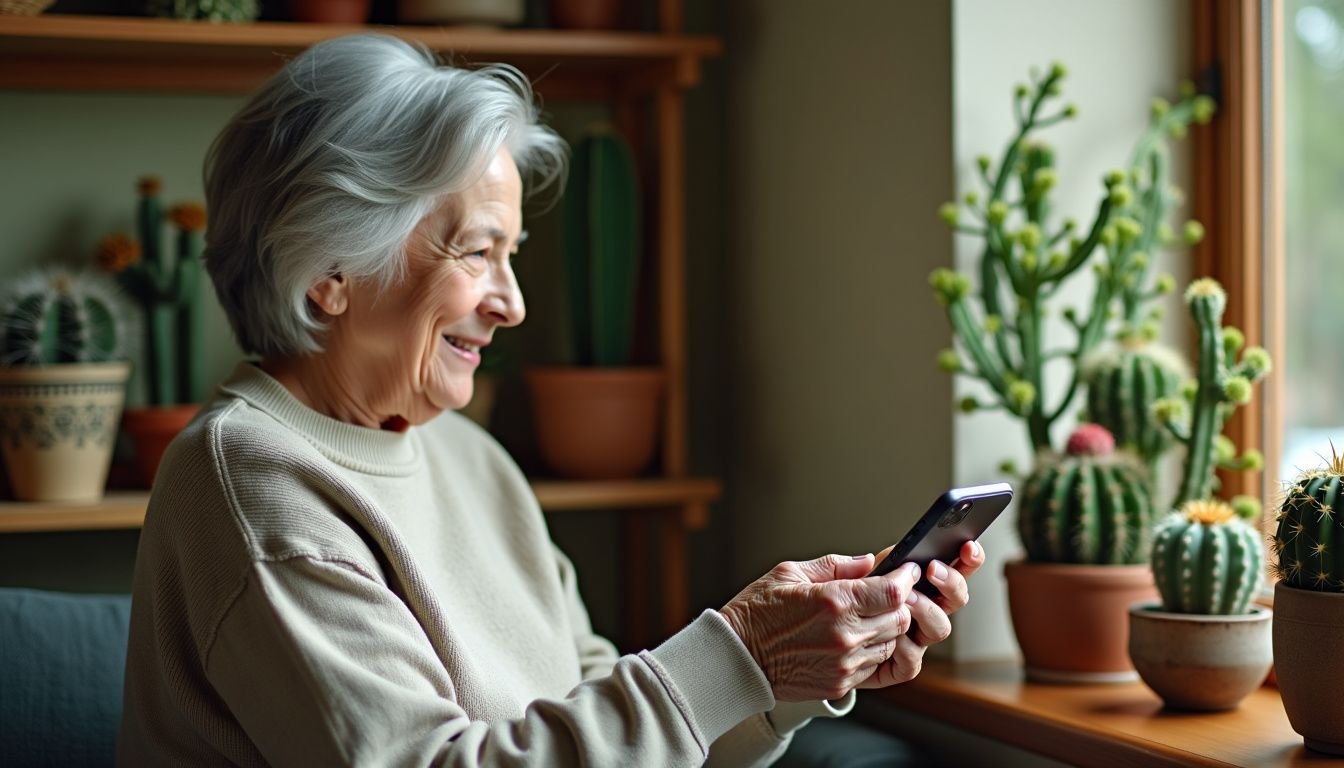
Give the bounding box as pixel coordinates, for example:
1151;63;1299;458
0;477;722;533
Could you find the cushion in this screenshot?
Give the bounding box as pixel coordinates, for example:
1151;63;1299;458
0;588;132;768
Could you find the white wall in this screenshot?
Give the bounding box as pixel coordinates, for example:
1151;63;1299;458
950;0;1194;659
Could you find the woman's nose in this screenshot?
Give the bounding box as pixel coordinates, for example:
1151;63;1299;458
481;279;525;328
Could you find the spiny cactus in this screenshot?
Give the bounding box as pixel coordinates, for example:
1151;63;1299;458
1271;455;1344;592
1154;279;1270;509
98;177;206;405
1081;341;1187;470
934;63;1214;453
1019;423;1155;564
0;270;126;366
1152;498;1263;614
562;127;641;367
146;0;260;22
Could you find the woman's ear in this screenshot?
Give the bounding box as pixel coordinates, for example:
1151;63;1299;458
308;272;349;316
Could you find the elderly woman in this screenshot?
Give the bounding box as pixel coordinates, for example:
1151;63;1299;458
118;34;984;767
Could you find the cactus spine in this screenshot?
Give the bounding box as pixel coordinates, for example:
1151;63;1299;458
1272;458;1344;592
562;127;641;367
0;271;125;366
1152;499;1263;614
1082;341;1186;470
98;177;206;405
1019;423;1155;564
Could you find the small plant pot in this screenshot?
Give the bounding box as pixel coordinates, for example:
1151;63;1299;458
289;0;370;23
1005;560;1157;683
525;366;662;479
0;362;130;502
1128;603;1272;711
121;404;200;489
397;0;524;25
1275;581;1344;755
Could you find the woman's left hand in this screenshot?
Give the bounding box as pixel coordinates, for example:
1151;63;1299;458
855;539;986;689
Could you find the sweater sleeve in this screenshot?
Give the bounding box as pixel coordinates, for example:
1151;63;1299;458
205;556;775;767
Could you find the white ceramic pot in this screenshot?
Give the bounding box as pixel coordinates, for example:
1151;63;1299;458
397;0;524;25
1275;582;1344;755
0;362;130;502
1128;602;1272;711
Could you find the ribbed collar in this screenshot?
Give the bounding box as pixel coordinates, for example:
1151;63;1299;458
217;362;420;476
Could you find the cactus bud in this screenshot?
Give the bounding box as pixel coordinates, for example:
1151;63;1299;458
1007;380;1036;414
1115;217;1142;243
1192;95;1216;123
1223;375;1253;404
1214;434;1237;463
929;269;971;305
1153;397;1186;423
1099;225;1118;247
939;202;960;227
1045;83;1062;97
1130;251;1150;269
1183;220;1205;245
977;154;992;174
937;348;961;373
998;459;1019;476
1018;223;1042;249
1109;185;1133;208
1049;61;1068;80
1048;251;1066;270
1168;122;1189;140
1021;252;1038;271
1155;273;1176;295
1062;307;1078;323
1151;97;1171;119
1063;104;1078;118
988;201;1009;224
1105;169;1127;188
1032;168;1057;193
1223;326;1245;355
1242;346;1272;377
963;190;980;206
1157;223;1175;244
1240;449;1265;471
1140;320;1160;341
958;396;980;414
1015;83;1029;100
983;314;1003;334
1179;379;1199;401
1231;495;1261;521
1066;423;1115;457
1149;305;1166;321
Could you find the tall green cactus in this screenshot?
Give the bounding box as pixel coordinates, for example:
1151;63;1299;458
1272;459;1344;592
562;127;641;367
98;177;206;405
1152;498;1263;614
1154;279;1270;509
0;271;126;366
1082;341;1187;471
1019;423;1155;564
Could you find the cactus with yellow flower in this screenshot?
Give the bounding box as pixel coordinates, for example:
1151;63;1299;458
97;176;206;405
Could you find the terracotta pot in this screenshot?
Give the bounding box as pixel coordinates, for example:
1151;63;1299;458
289;0;370;23
1004;560;1157;683
121;404;200;489
525;366;662;479
398;0;524;25
0;362;130;502
1274;582;1344;755
456;372;498;429
549;0;620;29
1128;603;1272;710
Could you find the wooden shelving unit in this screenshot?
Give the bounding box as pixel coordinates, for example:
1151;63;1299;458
0;8;720;647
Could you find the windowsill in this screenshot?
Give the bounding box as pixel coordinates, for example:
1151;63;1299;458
876;659;1340;767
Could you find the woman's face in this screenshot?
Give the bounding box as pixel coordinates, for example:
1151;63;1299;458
334;148;526;426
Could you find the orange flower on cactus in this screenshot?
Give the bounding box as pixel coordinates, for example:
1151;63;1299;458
97;233;141;273
137;175;162;197
168;203;207;233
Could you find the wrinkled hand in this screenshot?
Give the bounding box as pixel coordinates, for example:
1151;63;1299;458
856;539;986;690
719;553;920;702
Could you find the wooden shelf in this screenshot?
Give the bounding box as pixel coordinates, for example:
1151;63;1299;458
0;14;721;95
0;476;721;534
877;659;1336;768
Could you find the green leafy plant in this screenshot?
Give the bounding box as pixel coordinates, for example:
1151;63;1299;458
1272;452;1344;592
562;126;641;367
0;270;127;366
97;176;206;405
145;0;260;22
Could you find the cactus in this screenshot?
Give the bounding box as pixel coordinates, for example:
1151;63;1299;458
1081;341;1187;470
1154;279;1270;509
0;270;126;366
1152;499;1263;614
97;177;206;405
1271;454;1344;592
934;63;1214;453
562;127;641;367
1019;423;1155;564
145;0;260;22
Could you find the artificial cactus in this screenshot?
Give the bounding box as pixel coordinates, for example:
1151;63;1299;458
1081;341;1187;470
934;62;1214;454
0;271;126;366
145;0;260;22
1271;455;1344;592
1154;279;1270;509
1152;498;1263;614
97;177;206;405
562;127;641;367
1019;423;1155;564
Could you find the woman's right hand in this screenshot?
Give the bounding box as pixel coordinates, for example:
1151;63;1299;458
718;553;921;702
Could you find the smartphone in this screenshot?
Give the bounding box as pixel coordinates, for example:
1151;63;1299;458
868;482;1013;596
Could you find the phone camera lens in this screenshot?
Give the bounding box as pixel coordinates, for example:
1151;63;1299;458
939;500;973;528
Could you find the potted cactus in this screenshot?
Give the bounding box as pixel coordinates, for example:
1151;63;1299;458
1271;453;1344;754
0;269;131;502
933;61;1215;681
526;126;663;479
1125;279;1272;711
98;176;207;488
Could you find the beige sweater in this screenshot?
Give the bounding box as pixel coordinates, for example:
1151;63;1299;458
118;363;851;767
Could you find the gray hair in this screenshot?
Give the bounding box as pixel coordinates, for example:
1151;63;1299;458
203;33;566;357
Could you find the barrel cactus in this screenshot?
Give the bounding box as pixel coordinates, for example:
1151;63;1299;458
0;270;126;366
1081;341;1187;469
1019;423;1155;564
1272;456;1344;592
1152;498;1263;614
